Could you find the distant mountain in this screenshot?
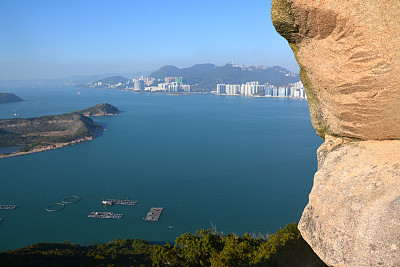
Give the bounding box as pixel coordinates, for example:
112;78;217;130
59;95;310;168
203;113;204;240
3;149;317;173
0;93;23;104
97;76;129;84
150;63;300;91
0;72;153;88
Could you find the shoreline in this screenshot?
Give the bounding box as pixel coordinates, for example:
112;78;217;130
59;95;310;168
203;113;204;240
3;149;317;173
0;136;94;159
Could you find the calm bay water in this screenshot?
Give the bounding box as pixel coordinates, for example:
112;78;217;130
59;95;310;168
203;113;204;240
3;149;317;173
0;87;322;252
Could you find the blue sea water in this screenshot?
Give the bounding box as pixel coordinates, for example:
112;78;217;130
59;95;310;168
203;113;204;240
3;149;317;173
0;87;322;252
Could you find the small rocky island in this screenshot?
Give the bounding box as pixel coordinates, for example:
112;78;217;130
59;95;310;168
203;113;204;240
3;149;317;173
0;93;23;104
0;103;120;158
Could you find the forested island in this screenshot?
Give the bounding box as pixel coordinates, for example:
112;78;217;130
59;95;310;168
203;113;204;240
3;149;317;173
0;223;326;267
0;93;23;104
0;103;120;158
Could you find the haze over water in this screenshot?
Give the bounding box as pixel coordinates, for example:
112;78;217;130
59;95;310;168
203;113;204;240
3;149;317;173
0;87;321;252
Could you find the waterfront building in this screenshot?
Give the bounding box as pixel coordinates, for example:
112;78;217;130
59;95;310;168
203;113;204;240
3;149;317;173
272;87;278;97
216;81;306;99
133;79;145;90
217;84;226;94
165;77;183;83
158;82;190;92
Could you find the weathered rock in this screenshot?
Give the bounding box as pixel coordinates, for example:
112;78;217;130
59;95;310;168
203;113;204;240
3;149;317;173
300;139;400;266
271;0;400;265
272;0;400;140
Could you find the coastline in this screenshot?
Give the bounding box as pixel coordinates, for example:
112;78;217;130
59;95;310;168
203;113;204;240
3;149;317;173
0;104;119;160
0;136;94;159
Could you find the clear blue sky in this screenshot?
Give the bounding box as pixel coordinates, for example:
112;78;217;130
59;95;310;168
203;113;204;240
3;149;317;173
0;0;298;80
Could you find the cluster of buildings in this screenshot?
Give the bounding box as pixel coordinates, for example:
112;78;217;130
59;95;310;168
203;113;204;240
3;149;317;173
89;77;155;90
129;77;156;90
89;76;191;93
216;81;306;98
147;77;191;92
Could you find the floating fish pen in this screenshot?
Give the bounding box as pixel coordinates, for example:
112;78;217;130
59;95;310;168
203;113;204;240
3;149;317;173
145;207;163;222
88;212;123;219
0;205;18;210
102;199;138;206
46;195;80;212
46;203;65;212
62;196;80;204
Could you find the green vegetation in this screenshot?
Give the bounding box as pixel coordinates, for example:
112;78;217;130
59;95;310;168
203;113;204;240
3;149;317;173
0;93;23;104
0;103;119;150
0;223;326;266
73;103;120;116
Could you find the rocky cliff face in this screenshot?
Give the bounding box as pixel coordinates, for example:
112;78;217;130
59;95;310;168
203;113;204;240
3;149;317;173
271;0;400;266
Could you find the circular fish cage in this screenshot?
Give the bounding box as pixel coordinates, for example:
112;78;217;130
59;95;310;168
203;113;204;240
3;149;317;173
62;196;80;205
46;203;65;212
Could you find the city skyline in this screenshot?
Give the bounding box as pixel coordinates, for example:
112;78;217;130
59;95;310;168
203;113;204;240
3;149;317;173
0;0;298;80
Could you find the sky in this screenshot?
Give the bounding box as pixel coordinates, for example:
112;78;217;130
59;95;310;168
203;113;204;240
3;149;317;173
0;0;298;80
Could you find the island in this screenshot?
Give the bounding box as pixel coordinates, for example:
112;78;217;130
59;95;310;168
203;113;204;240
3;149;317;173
0;93;23;104
0;103;120;158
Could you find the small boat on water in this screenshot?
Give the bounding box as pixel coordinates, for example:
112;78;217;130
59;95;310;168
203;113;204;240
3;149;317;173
13;113;20;116
102;200;114;205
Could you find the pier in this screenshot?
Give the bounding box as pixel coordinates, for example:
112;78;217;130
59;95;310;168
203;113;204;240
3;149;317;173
0;205;18;210
88;212;123;219
102;199;138;206
145;207;163;221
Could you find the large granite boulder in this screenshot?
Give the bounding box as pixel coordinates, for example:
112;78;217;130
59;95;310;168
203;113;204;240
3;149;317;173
272;0;400;140
302;136;400;266
271;0;400;265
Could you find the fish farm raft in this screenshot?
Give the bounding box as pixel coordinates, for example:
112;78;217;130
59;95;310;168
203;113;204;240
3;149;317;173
0;205;18;210
145;208;163;221
102;199;138;206
88;212;123;219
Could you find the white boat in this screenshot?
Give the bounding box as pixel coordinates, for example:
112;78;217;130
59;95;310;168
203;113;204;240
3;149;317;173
101;200;114;205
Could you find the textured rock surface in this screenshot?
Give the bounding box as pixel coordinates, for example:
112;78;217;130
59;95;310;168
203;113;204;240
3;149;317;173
271;0;400;266
302;138;400;266
272;0;400;140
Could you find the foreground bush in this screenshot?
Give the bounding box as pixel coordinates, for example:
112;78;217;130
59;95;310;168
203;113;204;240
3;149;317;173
0;223;326;266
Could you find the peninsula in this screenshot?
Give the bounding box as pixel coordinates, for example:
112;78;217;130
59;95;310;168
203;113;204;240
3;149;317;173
0;103;120;159
0;93;23;104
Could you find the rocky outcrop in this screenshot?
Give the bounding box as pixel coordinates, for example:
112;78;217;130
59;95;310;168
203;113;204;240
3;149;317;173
0;93;22;104
272;0;400;140
271;0;400;266
302;137;400;266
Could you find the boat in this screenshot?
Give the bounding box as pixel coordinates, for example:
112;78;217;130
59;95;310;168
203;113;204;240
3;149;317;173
13;113;20;116
76;92;81;95
101;200;114;205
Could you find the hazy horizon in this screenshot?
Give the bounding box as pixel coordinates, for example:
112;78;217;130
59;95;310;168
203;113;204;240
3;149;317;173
0;0;299;80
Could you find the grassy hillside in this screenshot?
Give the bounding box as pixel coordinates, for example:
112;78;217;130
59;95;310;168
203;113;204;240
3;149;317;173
0;113;102;147
73;103;121;116
0;103;119;151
